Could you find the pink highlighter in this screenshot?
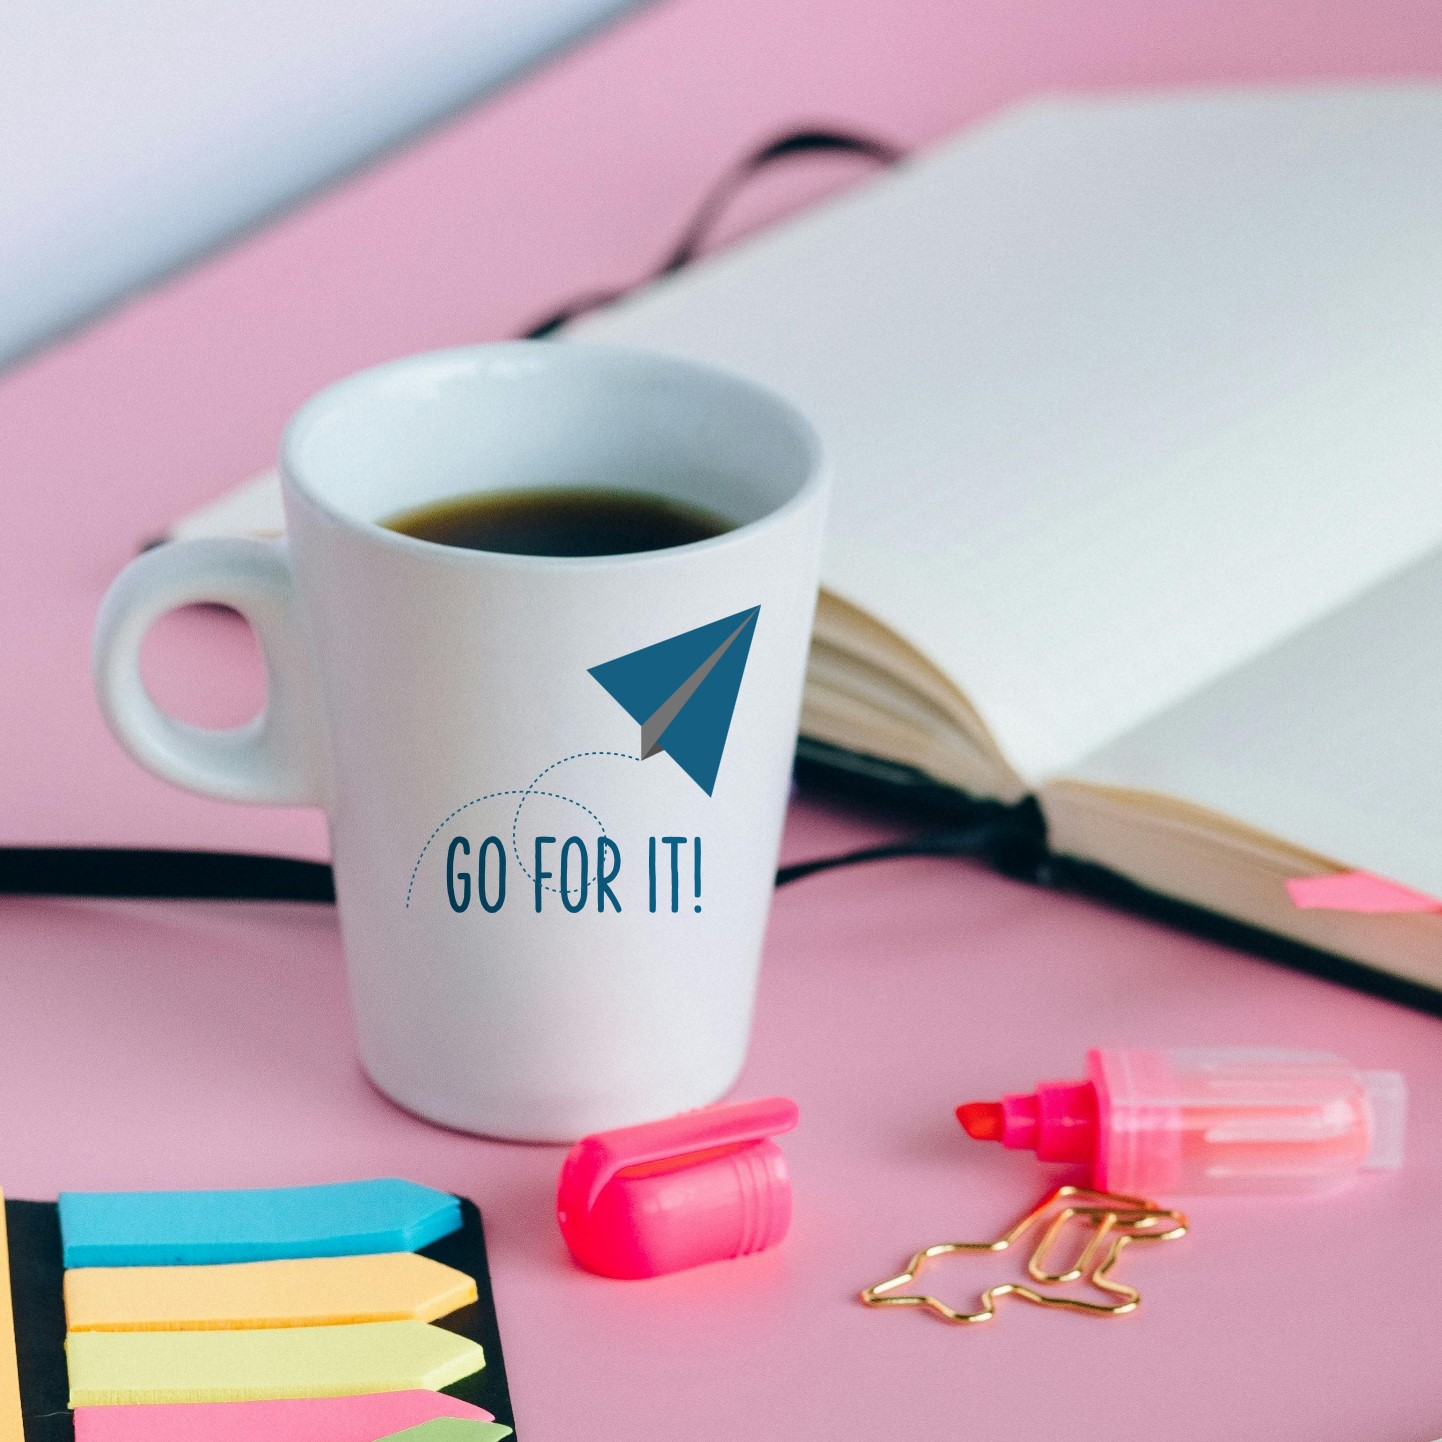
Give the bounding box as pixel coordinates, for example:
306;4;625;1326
957;1048;1406;1195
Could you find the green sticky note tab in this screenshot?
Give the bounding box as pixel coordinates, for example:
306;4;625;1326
65;1320;485;1406
380;1423;513;1441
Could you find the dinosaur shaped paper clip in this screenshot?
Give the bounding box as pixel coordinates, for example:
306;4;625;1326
860;1185;1188;1325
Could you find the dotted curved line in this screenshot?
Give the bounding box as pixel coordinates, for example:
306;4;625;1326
519;749;638;792
407;790;526;909
510;791;608;896
406;750;639;909
509;750;639;886
406;789;608;908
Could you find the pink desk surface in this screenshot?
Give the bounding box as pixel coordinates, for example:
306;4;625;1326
4;1;1442;1439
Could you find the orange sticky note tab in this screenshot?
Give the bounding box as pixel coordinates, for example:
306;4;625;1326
65;1252;477;1332
1286;872;1442;914
0;1191;24;1442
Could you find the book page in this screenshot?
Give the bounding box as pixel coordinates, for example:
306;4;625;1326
577;85;1442;782
1069;545;1442;899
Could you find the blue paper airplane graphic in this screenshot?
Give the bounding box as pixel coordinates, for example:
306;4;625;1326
588;607;760;795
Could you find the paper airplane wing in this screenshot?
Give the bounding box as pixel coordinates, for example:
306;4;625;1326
588;607;759;795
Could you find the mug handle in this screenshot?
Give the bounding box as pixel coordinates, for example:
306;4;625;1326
92;538;329;806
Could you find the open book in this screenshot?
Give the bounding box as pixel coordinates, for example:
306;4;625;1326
584;84;1442;992
170;86;1442;994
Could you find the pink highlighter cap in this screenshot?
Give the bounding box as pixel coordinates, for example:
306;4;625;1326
556;1096;798;1279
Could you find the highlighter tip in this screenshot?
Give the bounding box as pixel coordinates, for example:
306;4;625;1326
956;1101;1005;1141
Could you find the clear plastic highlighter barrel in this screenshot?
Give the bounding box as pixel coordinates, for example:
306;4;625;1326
957;1048;1407;1196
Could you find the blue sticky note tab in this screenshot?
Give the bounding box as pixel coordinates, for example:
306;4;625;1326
59;1179;461;1268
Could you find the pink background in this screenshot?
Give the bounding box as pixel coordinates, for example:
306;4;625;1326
3;1;1442;1438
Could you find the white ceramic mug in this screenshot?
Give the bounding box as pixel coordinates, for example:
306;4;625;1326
93;342;828;1142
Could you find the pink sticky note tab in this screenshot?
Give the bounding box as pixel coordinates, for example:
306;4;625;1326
74;1391;494;1442
1286;872;1442;914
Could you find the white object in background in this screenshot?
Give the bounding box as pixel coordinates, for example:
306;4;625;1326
167;469;286;544
94;343;828;1141
0;0;648;369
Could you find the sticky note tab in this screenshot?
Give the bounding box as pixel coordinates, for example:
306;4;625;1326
59;1180;461;1267
0;1193;24;1442
381;1423;513;1441
66;1320;485;1406
65;1252;477;1331
1286;872;1442;914
73;1391;495;1442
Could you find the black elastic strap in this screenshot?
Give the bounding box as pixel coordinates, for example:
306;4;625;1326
0;848;334;903
521;127;905;337
0;833;1012;904
775;822;1035;886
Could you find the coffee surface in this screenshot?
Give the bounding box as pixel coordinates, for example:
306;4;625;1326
381;487;733;558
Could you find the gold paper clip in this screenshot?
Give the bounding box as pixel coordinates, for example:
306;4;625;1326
859;1184;1188;1325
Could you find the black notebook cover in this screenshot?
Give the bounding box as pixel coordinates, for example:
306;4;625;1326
793;735;1442;1021
6;1195;516;1441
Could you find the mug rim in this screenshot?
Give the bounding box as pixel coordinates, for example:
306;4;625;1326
278;340;828;570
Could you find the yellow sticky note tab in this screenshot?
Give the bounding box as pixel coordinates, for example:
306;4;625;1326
0;1191;25;1442
65;1252;477;1332
65;1320;485;1406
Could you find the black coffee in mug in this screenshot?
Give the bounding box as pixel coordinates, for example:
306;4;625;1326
382;487;733;558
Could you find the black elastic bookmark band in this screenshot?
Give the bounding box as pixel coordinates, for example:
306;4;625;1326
521;127;905;337
0;847;335;903
774;821;1040;887
0;834;1014;903
9;835;1442;1024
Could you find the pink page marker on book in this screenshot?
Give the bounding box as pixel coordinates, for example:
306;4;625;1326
1286;872;1442;914
73;1390;495;1442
